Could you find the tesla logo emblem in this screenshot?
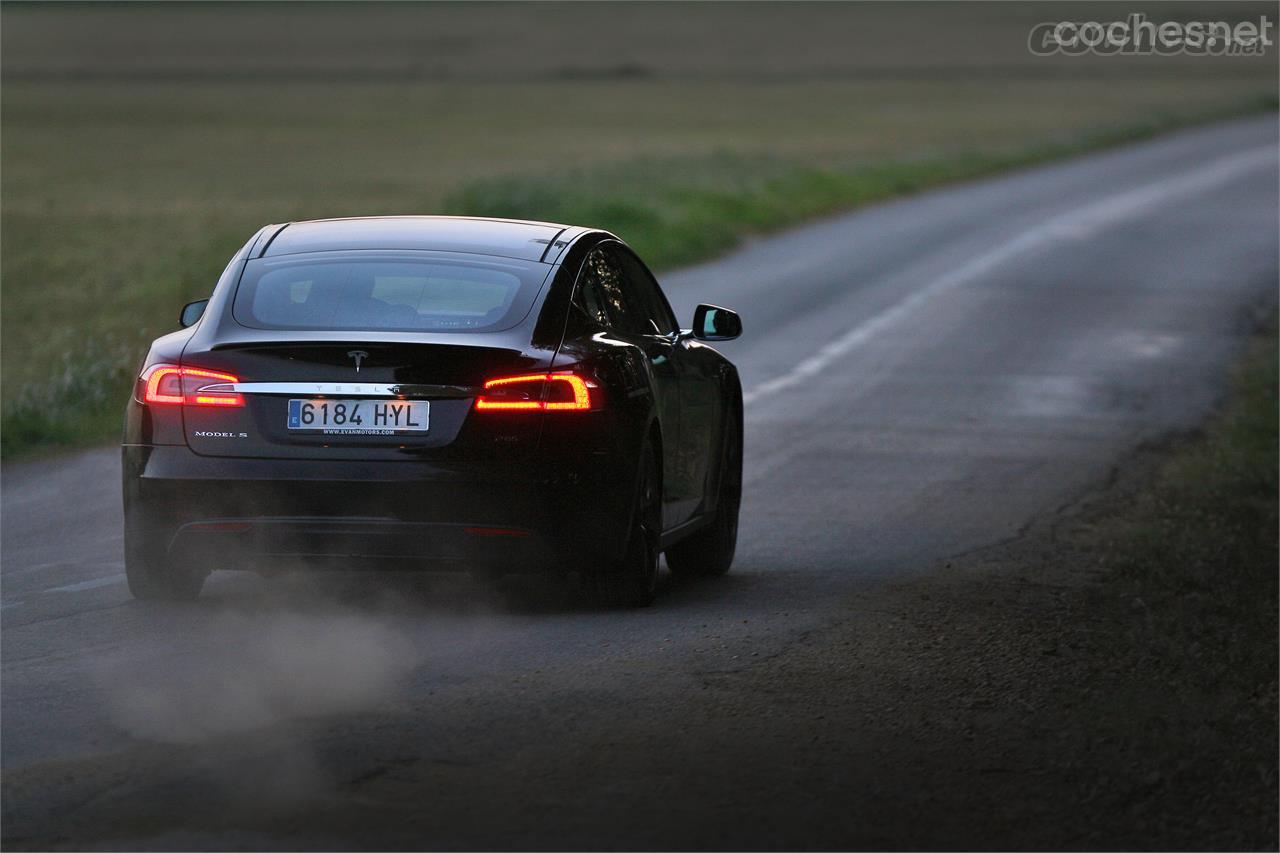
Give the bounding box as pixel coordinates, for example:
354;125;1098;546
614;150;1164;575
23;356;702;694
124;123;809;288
347;350;369;373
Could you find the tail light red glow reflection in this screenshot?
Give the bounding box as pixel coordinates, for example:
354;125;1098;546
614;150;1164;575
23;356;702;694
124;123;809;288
474;373;595;412
141;365;244;407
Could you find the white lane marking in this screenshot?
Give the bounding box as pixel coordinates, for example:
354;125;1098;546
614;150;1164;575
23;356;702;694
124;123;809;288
742;146;1276;406
44;576;127;594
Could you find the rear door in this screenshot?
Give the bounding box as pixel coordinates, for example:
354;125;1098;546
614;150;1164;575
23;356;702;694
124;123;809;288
610;246;710;525
576;244;691;527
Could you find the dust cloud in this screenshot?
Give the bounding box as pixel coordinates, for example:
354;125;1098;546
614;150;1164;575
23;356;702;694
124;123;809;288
97;607;422;744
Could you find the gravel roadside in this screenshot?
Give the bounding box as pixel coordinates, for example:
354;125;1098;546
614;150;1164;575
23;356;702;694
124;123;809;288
709;317;1279;850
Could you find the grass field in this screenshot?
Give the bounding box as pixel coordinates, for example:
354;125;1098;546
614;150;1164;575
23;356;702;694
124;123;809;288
2;2;1275;457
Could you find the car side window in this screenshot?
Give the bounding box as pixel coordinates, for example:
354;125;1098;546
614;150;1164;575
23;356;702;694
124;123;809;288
575;246;647;336
613;247;678;336
574;254;612;328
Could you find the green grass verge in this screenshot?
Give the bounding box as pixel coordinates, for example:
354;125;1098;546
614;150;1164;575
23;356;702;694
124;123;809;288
1;341;140;459
446;97;1277;271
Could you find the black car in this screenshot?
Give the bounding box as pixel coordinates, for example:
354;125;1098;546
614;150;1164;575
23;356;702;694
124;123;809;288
123;217;743;606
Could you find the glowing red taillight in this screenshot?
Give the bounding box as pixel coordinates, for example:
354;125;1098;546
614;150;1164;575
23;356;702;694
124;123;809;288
140;365;244;407
474;372;596;412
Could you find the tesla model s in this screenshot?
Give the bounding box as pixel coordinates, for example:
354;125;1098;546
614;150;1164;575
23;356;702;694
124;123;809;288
122;216;743;606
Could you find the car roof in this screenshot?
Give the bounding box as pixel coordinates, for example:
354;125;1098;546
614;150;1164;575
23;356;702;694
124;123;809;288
258;216;580;263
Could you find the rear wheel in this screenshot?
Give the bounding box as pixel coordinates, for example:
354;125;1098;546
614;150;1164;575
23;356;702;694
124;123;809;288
592;438;660;608
124;522;205;601
666;406;741;578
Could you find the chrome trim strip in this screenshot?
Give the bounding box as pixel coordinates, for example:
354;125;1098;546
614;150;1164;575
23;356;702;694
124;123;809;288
198;382;402;397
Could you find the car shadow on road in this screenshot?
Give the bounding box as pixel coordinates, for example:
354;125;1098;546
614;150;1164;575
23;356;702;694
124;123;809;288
190;562;755;619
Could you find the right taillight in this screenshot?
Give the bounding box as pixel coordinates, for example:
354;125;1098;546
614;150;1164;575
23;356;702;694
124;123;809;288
140;364;244;407
474;372;596;412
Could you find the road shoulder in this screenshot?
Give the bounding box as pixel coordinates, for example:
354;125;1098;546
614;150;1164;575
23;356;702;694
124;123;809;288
726;315;1278;849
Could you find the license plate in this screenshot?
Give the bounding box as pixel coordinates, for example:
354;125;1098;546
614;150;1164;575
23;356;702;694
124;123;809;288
286;399;429;434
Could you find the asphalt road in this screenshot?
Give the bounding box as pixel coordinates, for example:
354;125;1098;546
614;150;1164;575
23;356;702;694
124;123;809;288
2;115;1277;850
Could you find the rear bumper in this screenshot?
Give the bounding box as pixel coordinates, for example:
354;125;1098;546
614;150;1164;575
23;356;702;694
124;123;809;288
174;517;555;572
123;444;632;573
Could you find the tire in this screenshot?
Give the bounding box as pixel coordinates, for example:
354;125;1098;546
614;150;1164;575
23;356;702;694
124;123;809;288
665;403;741;578
124;523;205;601
592;437;660;608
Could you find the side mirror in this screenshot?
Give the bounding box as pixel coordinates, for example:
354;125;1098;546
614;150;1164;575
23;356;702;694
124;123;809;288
179;299;209;328
691;304;742;341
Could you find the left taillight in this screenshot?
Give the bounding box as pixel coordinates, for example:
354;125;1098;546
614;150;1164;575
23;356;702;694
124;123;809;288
139;364;244;407
474;372;597;412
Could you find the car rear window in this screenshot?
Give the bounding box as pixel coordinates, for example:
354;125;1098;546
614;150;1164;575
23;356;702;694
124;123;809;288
233;254;550;332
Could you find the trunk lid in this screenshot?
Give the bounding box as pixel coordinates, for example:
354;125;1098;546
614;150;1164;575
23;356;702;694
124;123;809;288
180;334;550;461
